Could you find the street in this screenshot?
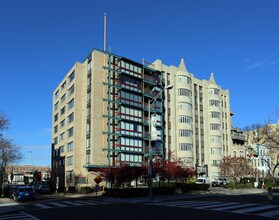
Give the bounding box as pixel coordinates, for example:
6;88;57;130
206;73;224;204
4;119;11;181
2;192;279;220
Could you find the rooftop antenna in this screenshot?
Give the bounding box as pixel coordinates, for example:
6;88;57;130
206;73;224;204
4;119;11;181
104;12;107;52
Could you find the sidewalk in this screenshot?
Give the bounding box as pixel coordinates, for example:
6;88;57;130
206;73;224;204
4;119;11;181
103;188;267;203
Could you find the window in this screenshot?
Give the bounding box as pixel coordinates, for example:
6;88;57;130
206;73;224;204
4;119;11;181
179;143;193;151
119;137;142;152
68;127;74;138
178;102;192;111
120;106;142;122
68;113;74;124
177;75;192;84
54;90;59;100
59;146;64;154
119;121;142;137
60;132;65;141
60;119;65;128
69;71;75;83
211;148;221;155
87;60;92;71
86;154;90;164
211;111;220;119
210;123;221;131
67;141;74;152
178;115;192;123
178;88;192;97
120;76;141;93
60;106;65;115
54;114;58;122
61;81;66;91
53;137;58;145
68;85;74;97
86;138;91;148
178;129;193;137
210;135;221;142
209;88;220;95
86;122;91;134
68;99;74;110
209;100;220;107
87;75;91;87
212;160;221;166
54;125;58;133
120;91;142;108
54;102;59;111
61;94;66;103
66;156;73;166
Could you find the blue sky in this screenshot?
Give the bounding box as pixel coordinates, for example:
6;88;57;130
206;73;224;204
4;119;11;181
1;0;278;167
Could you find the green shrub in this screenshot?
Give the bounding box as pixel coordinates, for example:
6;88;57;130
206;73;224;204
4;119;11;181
235;183;245;189
225;182;236;189
244;182;254;188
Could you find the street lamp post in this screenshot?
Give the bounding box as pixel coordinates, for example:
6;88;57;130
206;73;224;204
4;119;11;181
148;85;173;201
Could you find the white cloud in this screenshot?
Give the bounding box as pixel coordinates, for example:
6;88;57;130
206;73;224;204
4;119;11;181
245;51;279;71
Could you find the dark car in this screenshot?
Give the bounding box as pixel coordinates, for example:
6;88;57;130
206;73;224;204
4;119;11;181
10;185;20;200
14;186;36;202
37;185;50;194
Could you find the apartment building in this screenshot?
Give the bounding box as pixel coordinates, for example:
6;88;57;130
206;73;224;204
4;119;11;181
52;49;232;188
52;49;165;189
152;59;232;180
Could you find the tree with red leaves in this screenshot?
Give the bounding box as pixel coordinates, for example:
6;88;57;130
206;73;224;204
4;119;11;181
98;165;147;188
154;156;196;186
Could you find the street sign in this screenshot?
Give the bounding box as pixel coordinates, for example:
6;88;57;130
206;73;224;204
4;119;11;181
94;176;102;184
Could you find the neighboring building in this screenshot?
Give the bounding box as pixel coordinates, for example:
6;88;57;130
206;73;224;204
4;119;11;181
5;165;51;185
248;144;273;178
52;49;232;187
152;59;232;180
231;127;247;157
52;49;165;190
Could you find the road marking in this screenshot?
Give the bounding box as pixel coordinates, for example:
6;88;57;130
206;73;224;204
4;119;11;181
163;201;210;207
0;213;24;220
179;201;222;208
20;211;40;220
73;200;99;205
231;204;277;214
258;209;279;217
212;203;257;211
190;202;239;209
33;203;51;209
61;201;84;206
48;202;69;207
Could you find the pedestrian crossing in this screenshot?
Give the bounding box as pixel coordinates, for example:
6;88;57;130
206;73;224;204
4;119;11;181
31;199;110;210
147;200;279;218
0;211;39;220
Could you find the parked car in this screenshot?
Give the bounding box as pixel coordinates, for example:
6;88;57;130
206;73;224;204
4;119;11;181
10;185;20;200
211;177;228;187
196;177;210;184
37;185;51;194
14;186;36;202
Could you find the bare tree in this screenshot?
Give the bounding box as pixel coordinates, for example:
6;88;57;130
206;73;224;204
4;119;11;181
244;112;279;174
219;156;255;181
0;112;22;197
0;112;9;134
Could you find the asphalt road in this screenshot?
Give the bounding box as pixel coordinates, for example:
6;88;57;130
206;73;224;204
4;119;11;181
2;193;279;220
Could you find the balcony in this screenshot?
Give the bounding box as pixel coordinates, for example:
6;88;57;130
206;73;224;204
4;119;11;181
143;75;161;85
